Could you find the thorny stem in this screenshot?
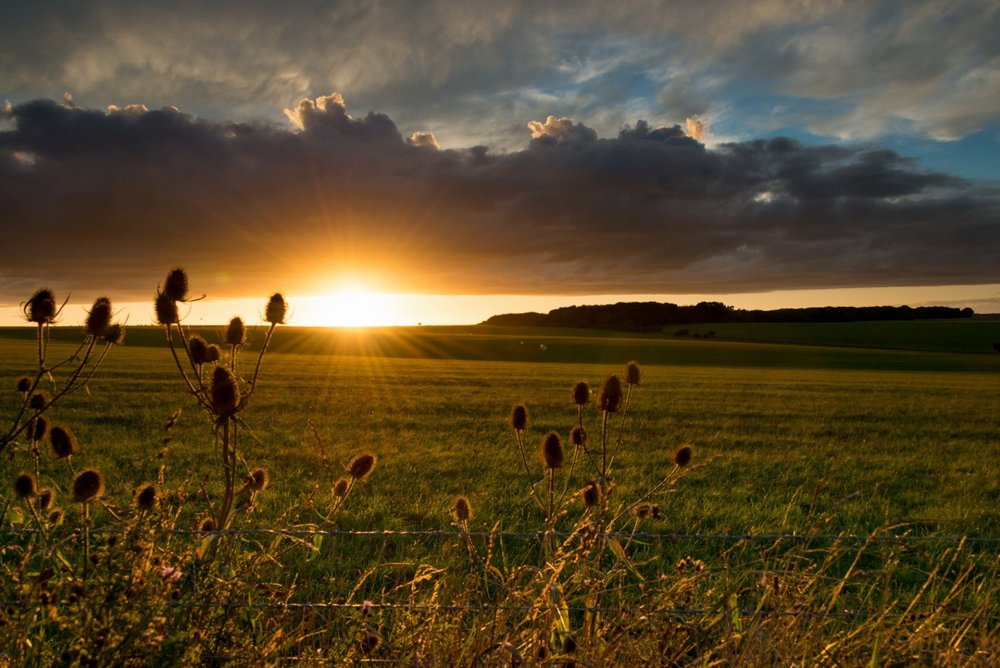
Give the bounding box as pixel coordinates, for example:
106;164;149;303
82;501;91;579
606;383;635;473
241;323;277;407
514;429;546;512
600;410;610;480
165;325;212;412
217;417;234;530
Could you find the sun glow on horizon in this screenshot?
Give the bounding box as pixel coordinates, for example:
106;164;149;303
299;286;401;328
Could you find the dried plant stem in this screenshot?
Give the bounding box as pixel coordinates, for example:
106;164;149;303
606;383;635;472
514;429;546;512
242;323;277;406
82;501;91;579
164;325;212;412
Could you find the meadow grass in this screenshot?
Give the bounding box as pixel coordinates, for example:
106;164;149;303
1;325;998;664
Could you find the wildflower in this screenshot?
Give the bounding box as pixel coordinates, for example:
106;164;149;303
164;268;189;302
85;297;113;337
451;496;473;523
246;468;269;492
188;335;209;365
625;360;642;386
226;317;246;346
348;453;377;481
210;366;240;416
572;381;590;406
540;432;564;469
332;478;350;497
24;289;57;324
205;344;221;363
50;426;79;459
37;488;56;510
14;471;38;499
16;377;31;393
32;415;49;442
570;425;586;447
510;404;528;432
154;292;179;325
265;293;287;325
103;323;125;345
198;517;217;532
160;566;183;583
29;392;48;411
135;483;159;511
599;375;623;412
674;445;693;468
581;481;600;508
71;468;105;503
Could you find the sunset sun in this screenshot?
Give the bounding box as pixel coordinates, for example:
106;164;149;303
302;285;399;328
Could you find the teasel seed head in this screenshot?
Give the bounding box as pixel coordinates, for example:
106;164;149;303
540;432;564;469
85;297;113;337
134;483;159;511
599;374;623;413
49;509;64;526
265;293;287;325
247;468;269;492
49;426;80;459
633;502;652;520
210;366;240;417
37;488;56;511
581;481;601;508
14;471;38;499
154;291;179;325
102;323;125;345
29;392;48;411
358;631;381;655
188;335;209;365
625;360;642;386
332;477;350;497
572;381;590;406
451;496;473;523
348;453;377;481
570;425;586;447
198;517;217;532
650;503;662;520
205;344;221;363
510;404;528;432
164;268;189;302
24;289;57;324
674;444;693;468
16;377;31;393
71;468;105;503
226;317;246;346
32;415;49;442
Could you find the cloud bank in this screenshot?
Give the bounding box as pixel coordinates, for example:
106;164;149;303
1;94;997;303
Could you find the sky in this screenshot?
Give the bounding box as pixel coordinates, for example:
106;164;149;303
1;0;999;326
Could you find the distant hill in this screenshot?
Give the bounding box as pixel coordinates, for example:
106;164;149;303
483;301;974;332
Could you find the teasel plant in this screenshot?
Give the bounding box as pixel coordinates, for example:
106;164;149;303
154;268;285;531
1;290;125;458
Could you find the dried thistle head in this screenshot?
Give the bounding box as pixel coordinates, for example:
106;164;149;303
633;502;652;520
247;468;269;492
625;361;642;386
85;297;113;337
23;289;58;324
164;268;189;302
37;488;56;511
198;517;217;532
599;374;623;413
451;496;473;523
510;404;528;432
154;291;179;325
134;483;159;511
210;366;240;417
32;415;49;442
358;631;381;655
50;425;79;459
540;432;564;469
16;377;31;393
572;381;590;406
265;293;287;325
71;468;105;503
49;509;64;526
205;344;221;363
188;335;209;365
29;392;48;411
581;481;601;508
332;477;350;497
102;323;126;345
226;317;246;346
14;471;38;499
348;453;377;481
570;425;586;447
674;444;693;468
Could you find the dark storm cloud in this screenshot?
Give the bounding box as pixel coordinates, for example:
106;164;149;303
1;95;997;303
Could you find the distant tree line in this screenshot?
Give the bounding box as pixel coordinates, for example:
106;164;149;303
483;301;974;332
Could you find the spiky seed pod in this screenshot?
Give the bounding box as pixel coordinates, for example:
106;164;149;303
563;634;578;654
85;297;113;337
14;471;38;499
198;517;217;532
24;289;57;324
265;293;287;325
226;317;246;346
633;503;652;520
164;268;189;302
599;375;623;413
188;335;209;365
135;484;159;511
29;392;48;411
540;432;564;469
452;496;473;523
71;468;105;503
37;488;56;511
510;404;528;432
154;292;179;325
102;323;125;345
332;477;350;497
50;426;79;459
205;344;221;363
32;416;49;442
348;453;377;481
247;468;269;492
625;361;642;386
49;509;64;526
572;381;590;406
570;425;586;447
358;631;381;655
210;366;240;417
16;377;31;393
581;481;600;508
674;445;693;468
